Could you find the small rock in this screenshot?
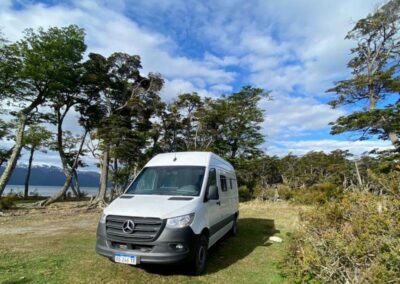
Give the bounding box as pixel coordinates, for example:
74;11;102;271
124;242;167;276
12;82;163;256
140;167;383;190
269;236;282;243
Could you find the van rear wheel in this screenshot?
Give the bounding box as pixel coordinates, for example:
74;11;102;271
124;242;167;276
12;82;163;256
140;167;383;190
230;218;238;236
191;234;208;275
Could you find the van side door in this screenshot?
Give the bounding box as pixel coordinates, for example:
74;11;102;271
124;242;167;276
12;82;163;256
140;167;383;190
217;169;231;222
204;168;223;246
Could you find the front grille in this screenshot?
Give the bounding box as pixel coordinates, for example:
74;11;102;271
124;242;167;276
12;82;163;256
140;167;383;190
106;215;165;243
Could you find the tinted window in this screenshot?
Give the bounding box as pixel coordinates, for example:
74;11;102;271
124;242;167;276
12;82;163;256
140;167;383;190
220;175;227;192
126;166;205;196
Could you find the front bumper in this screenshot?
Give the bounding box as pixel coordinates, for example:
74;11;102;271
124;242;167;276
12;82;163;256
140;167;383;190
95;222;199;264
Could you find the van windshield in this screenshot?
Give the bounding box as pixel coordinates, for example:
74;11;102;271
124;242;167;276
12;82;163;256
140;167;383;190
125;166;206;196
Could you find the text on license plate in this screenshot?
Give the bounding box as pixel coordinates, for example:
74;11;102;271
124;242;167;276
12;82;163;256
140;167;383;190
114;254;137;265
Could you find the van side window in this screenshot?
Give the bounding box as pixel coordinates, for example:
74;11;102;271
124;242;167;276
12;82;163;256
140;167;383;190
206;168;219;200
220;175;227;192
229;179;233;190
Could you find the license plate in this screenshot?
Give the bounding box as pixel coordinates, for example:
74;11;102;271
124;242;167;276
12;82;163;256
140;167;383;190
114;254;137;265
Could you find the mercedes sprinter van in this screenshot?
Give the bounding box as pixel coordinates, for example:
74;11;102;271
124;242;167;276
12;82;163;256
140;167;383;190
96;152;239;275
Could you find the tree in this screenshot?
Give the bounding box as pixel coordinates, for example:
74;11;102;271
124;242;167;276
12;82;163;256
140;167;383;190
328;0;400;152
153;93;205;152
201;86;270;162
83;52;163;208
172;93;204;150
0;25;86;197
39;55;95;206
22;124;52;198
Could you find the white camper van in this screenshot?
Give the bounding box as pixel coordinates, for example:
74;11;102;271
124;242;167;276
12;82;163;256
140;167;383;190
96;152;239;275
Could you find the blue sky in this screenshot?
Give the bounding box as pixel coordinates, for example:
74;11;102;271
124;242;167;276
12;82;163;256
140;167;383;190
0;0;394;168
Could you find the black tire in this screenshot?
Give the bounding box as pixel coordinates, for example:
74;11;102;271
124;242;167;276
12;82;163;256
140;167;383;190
191;234;208;275
230;217;238;236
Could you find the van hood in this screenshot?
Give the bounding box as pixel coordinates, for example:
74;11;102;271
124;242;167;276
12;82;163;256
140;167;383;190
103;195;199;219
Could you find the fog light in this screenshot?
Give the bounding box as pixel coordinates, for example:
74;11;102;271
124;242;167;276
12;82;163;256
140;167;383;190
175;244;184;250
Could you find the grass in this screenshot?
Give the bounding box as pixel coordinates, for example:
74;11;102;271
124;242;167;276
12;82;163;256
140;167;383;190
0;201;304;284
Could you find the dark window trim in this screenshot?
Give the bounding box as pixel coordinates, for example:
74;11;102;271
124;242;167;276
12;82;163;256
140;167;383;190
204;168;219;202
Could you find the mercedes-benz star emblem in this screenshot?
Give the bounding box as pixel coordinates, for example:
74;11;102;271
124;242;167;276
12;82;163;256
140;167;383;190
122;220;135;234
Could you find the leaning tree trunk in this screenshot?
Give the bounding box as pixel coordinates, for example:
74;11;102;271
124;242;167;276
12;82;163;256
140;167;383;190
70;178;79;198
0;113;27;197
70;170;82;198
39;175;73;206
88;144;110;209
110;158;119;201
38;131;88;207
388;131;399;152
24;147;35;199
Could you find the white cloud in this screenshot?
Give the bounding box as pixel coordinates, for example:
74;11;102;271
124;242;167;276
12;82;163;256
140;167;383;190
193;1;377;96
121;0;379;143
261;94;345;139
160;79;213;101
210;84;233;93
268;139;393;157
0;0;235;91
203;52;239;67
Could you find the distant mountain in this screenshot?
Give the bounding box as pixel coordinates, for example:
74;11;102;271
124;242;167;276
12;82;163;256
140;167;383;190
0;165;100;187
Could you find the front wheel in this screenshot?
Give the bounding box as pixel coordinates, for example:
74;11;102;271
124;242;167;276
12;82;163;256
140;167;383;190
191;234;208;275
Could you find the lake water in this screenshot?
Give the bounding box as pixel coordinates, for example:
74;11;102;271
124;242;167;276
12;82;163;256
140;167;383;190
4;185;99;197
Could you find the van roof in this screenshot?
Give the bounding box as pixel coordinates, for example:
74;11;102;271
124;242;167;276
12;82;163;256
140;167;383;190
145;151;234;170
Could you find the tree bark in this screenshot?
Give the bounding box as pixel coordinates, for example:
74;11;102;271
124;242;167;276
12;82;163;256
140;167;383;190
0;93;45;197
71;170;82;197
88;144;110;208
24;147;35;199
69;175;79;197
0;112;27;197
388;131;399;151
110;158;118;200
354;161;363;191
38;130;87;206
40;175;73;206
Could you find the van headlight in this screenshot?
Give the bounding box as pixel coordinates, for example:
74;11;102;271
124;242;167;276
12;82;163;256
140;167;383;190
100;212;107;223
166;213;195;229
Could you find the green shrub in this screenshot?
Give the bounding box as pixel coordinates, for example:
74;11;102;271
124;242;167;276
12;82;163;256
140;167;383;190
253;185;275;200
276;185;293;200
253;184;293;201
283;192;400;283
0;196;16;210
239;185;252;202
291;183;342;205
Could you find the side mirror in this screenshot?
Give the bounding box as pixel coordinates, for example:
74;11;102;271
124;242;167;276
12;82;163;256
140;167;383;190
207;185;219;200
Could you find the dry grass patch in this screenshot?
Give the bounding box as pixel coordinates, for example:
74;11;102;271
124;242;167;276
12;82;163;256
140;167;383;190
0;201;304;284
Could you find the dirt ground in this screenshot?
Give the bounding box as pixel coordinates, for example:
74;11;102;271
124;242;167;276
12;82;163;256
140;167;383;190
0;201;100;236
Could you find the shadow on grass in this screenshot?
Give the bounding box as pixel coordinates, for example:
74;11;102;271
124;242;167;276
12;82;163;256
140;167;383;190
140;218;279;276
2;278;32;284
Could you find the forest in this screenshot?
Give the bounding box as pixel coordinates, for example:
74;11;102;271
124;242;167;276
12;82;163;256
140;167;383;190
0;0;399;283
